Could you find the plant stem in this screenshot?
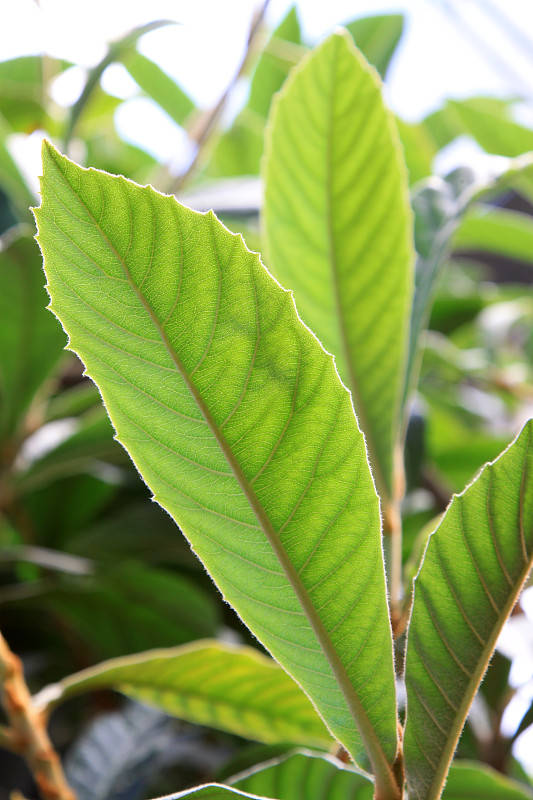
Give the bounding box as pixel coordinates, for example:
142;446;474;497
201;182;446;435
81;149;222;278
385;443;405;636
165;0;271;194
0;629;77;800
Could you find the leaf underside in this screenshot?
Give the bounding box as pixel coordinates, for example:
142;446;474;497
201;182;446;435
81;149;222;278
263;31;413;503
404;420;533;800
35;142;398;776
43;641;333;749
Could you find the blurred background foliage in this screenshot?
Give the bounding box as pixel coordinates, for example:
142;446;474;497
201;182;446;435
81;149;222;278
0;3;533;798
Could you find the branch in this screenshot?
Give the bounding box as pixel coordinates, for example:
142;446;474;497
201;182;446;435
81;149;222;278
0;629;76;800
166;0;271;194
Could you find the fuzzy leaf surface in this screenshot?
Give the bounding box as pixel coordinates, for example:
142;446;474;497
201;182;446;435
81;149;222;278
263;32;412;503
38;641;332;749
231;751;372;799
404;420;533;800
35;143;398;779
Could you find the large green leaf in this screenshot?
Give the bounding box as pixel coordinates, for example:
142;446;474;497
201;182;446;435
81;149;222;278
37;641;332;749
404;420;533;800
231;751;372;799
35;142;400;792
0;232;65;437
263;31;413;505
344;14;404;79
230;751;533;800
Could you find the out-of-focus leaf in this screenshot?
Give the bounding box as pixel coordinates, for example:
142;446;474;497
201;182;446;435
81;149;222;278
423;97;515;152
0;55;69;131
449;99;533;157
454;206;533;264
36;141;400;783
425;400;510;493
64;20;175;146
0;232;65;437
39;641;332;750
16;407;125;493
396;118;437;185
45;382;101;421
46;564;220;659
24;473;117;547
208;7;303;178
441;761;533;799
122;51;195;127
248;6;301;120
84;131;157;184
65;701;177;800
66;503;197;567
264;31;413;504
231;750;372;799
207;110;264;178
0;115;35;221
344;14;404;79
404;421;533;800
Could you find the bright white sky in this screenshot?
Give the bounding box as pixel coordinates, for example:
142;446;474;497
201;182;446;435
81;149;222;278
2;0;533;773
2;0;533;168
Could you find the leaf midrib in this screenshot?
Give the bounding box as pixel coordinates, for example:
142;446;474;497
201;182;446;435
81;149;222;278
49;153;398;793
323;41;389;506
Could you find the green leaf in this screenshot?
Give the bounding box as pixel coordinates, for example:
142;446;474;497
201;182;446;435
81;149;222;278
344;14;405;79
38;641;333;749
0;232;65;437
448;99;533;157
122;50;195;127
454;206;533;264
231;751;373;799
64;20;175;146
45;564;220;659
404;420;533;800
150;788;263;800
396;118;437;186
0;114;35;222
35;141;400;792
208;7;303;178
15;407;124;493
0;55;69;132
248;6;302;120
441;761;533;800
263;31;413;505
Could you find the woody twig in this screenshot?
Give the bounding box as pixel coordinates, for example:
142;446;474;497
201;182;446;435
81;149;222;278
0;629;76;800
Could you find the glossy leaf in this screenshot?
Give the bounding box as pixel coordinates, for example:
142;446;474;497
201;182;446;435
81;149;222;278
263;31;413;504
38;641;332;749
0;232;65;437
404;420;533;800
344;14;404;79
454;206;533;264
35;142;399;789
231;751;372;799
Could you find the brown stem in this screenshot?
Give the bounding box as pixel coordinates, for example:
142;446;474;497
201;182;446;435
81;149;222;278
0;629;77;800
165;0;271;194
